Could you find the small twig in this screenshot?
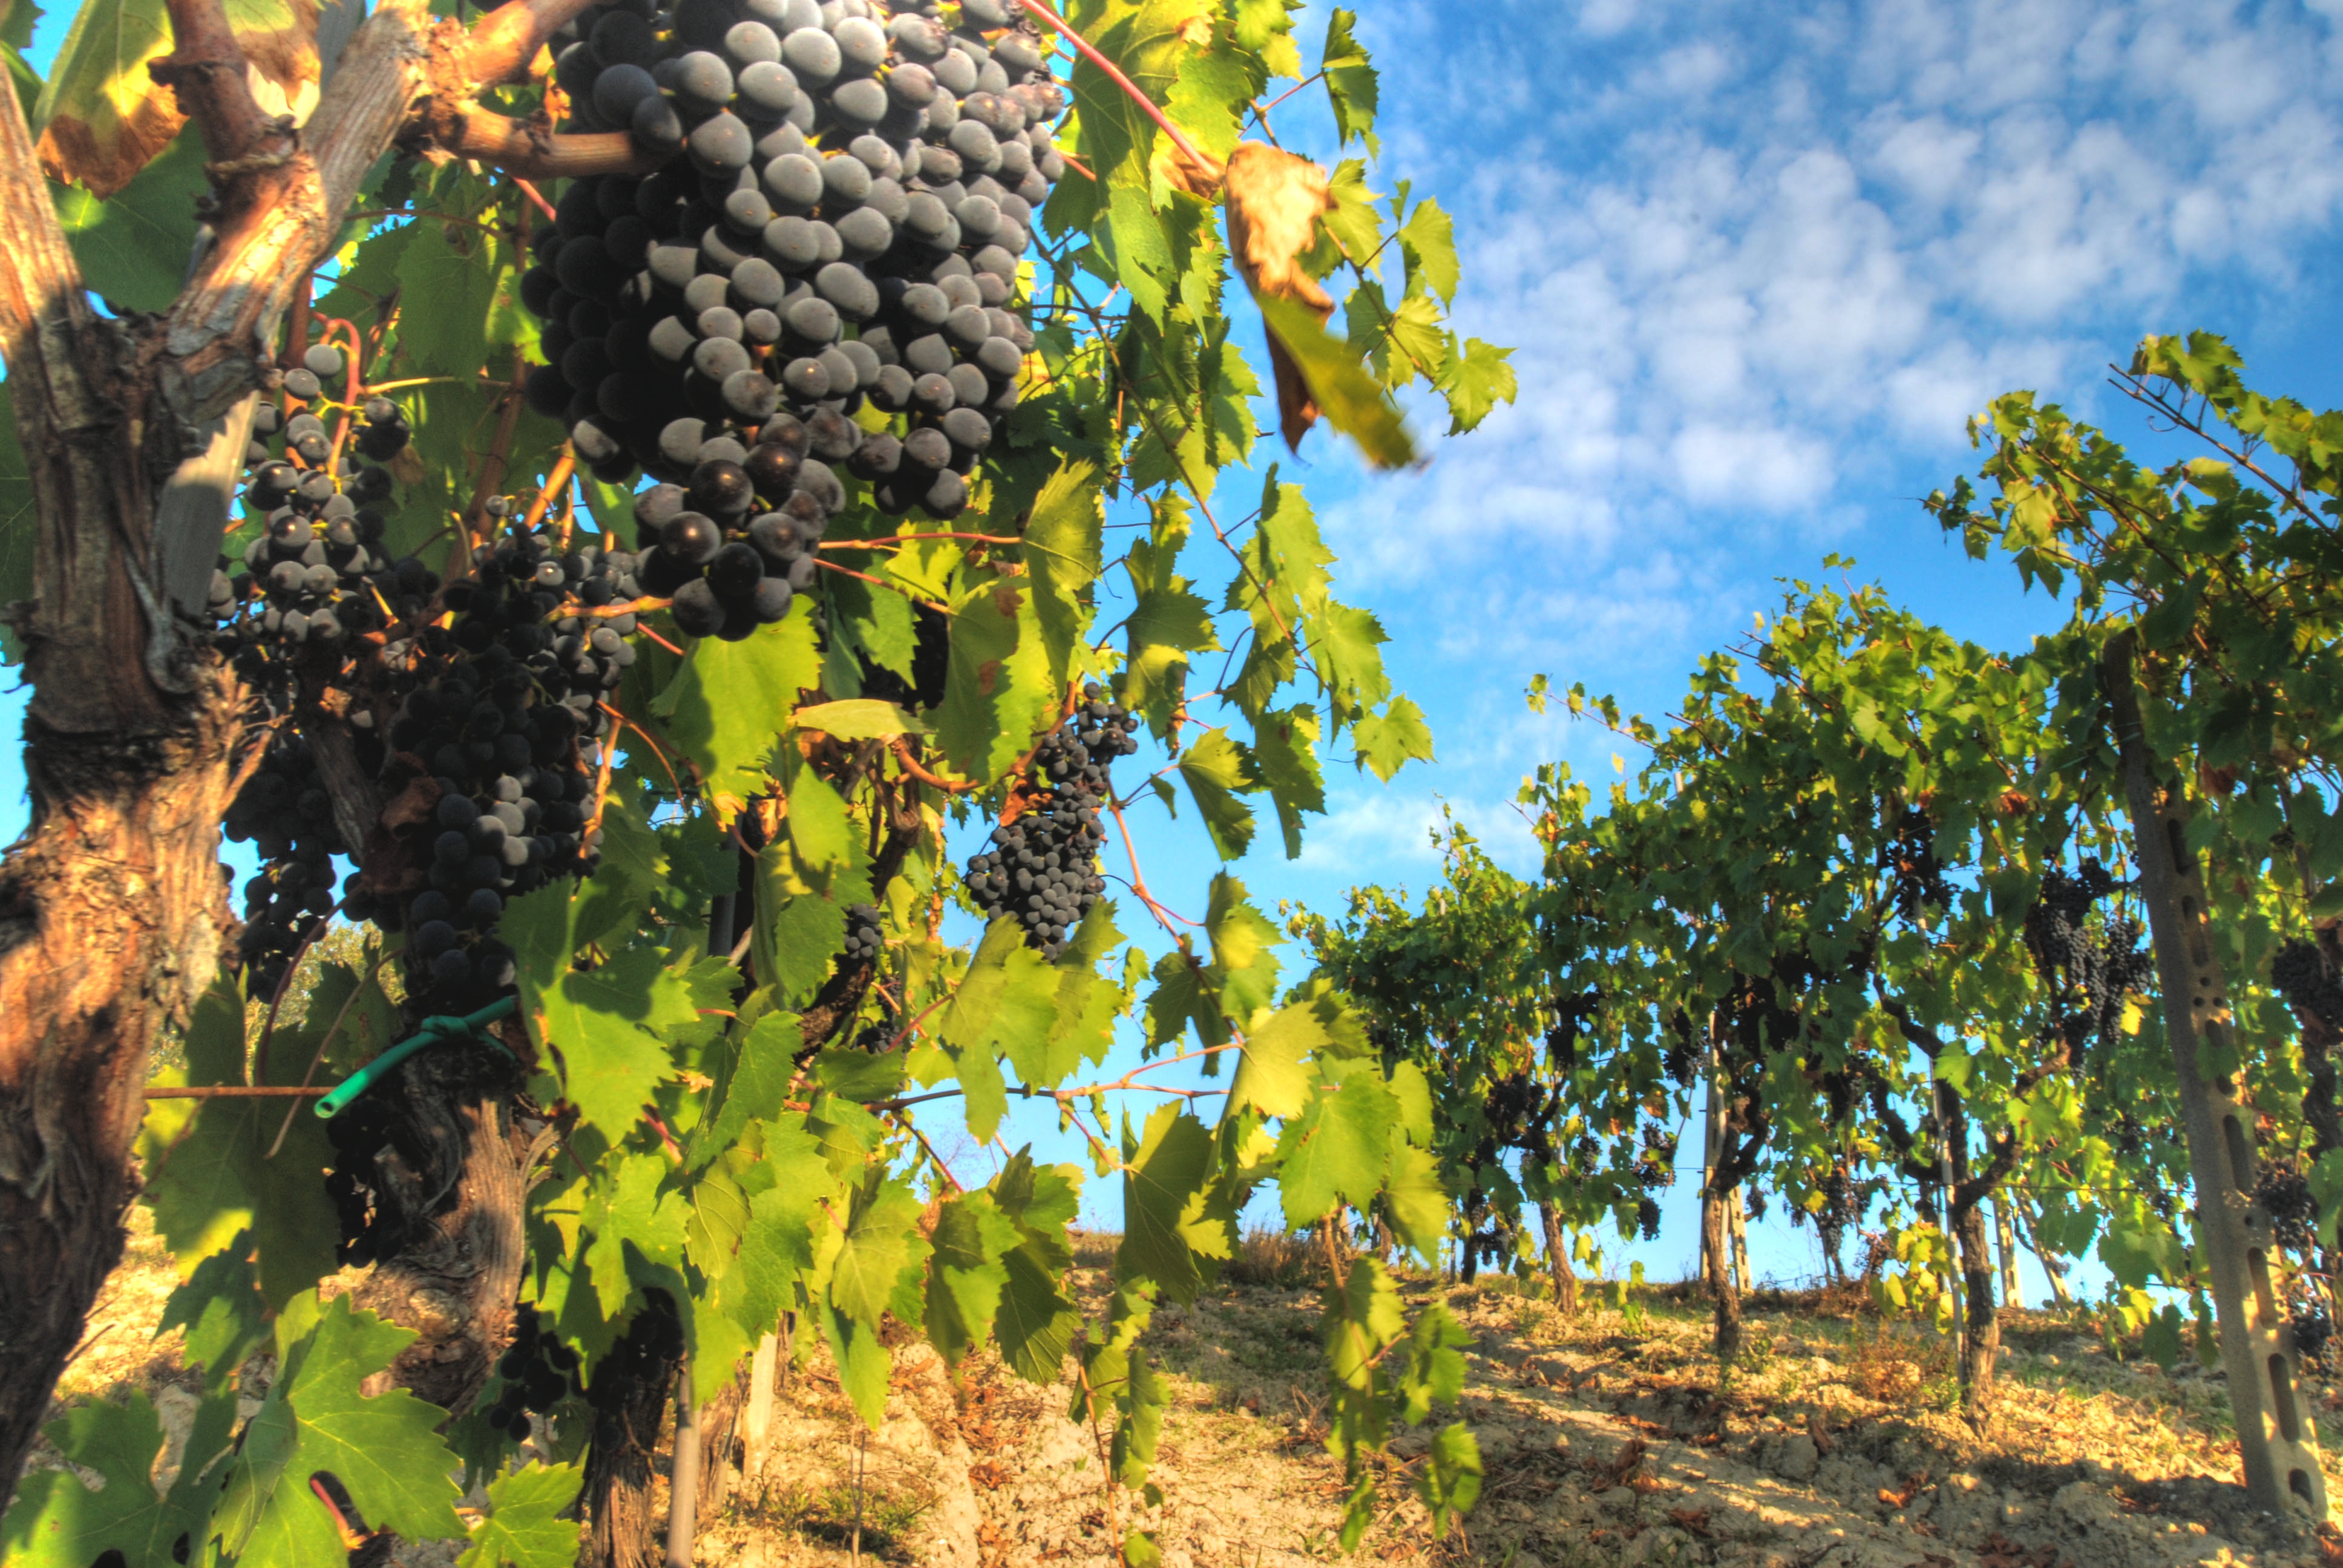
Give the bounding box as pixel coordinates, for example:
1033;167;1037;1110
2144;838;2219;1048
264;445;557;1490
1011;0;1219;185
146;1085;336;1097
520;448;575;534
511;178;559;221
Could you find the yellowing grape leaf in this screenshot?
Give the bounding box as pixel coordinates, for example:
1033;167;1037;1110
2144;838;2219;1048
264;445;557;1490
1222;140;1335;451
37;0;321;198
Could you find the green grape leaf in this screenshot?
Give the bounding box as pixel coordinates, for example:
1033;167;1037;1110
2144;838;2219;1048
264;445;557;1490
48;120;206;313
160;1241;269;1391
1202;874;1282;1027
140;976;340;1310
1144;946;1222;1051
1228;1001;1323;1119
784;754;854;879
396;218;510;378
1048;0;1199;217
813;1042;907;1103
792;699;927;741
531;948;686;1140
210;1295;467;1564
1418;1422;1483;1537
1118;1104;1216;1304
569;791;661;955
938;575;1058;784
456;1462;584;1568
681;1157;752;1281
1098;181;1176;324
1042;901;1130;1080
729;1122;835;1334
1398;197;1458;305
582;1152;689;1320
1177;727;1260;860
651;601;822;816
827;1175;929;1327
938;916;1059;1137
1274;1070;1397;1228
924;1190;1020;1365
1351;694;1435;780
1379;1142;1448;1263
1305;599;1392;727
1250;704;1325;858
1229;0;1303;79
1123;581;1217;727
991;1154;1086;1383
1438;336;1518;434
1254;291;1413;468
0;1388;235;1568
828;570;917;684
1318;158;1384;273
1320;8;1379;149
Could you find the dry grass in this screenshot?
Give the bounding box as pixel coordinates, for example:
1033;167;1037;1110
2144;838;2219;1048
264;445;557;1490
1218;1225;1317;1290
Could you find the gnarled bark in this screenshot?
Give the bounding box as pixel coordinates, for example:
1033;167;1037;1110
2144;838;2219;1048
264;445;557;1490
0;0;658;1504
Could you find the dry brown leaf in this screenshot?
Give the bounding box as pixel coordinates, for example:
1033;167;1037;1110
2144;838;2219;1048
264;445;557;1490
1222;139;1337;452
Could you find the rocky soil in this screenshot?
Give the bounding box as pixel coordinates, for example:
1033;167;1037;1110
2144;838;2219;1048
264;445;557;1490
24;1219;2343;1566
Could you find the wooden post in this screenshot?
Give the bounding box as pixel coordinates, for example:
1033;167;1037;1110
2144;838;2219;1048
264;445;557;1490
2017;1203;2074;1308
1728;1189;1752;1293
666;1356;700;1568
1996;1200;2024;1310
1936;1074;1964;1383
1702;1052;1725;1286
2105;633;2326;1520
741;1330;781;1483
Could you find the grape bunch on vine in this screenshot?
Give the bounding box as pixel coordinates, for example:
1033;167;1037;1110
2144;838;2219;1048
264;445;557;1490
0;0;1518;1563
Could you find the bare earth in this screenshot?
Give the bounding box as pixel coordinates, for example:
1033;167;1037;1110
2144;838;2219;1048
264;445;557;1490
31;1219;2343;1566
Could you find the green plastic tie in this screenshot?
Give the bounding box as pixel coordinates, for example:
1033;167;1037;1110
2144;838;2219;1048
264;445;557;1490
315;995;520;1119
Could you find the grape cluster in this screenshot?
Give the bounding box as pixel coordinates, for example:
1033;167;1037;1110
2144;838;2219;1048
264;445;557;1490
2024;860;2155;1046
2294;1301;2333;1369
2255;1165;2321;1254
1636;1195;1661;1241
323;1094;421;1267
220;735;350;996
625;414;833;639
2273;940;2343;1032
519;0;1061;526
1816;1170;1855;1273
485;1310;583;1440
1878;806;1953;920
585;1290;687;1445
367;528;629;1012
1545;991;1599;1074
843;901;884;965
961;686;1138;958
211;347;421;690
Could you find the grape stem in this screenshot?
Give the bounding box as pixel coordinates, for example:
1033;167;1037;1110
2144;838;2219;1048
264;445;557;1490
1107;800;1196;930
598;701;683;795
886;735;980;794
1010;0;1221;188
511;178;560;222
811;555;949;614
520;449;575;534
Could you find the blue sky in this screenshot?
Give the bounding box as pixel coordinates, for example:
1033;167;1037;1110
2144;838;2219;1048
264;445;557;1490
8;0;2343;1297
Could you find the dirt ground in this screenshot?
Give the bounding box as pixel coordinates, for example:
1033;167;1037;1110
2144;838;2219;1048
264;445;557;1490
27;1217;2343;1566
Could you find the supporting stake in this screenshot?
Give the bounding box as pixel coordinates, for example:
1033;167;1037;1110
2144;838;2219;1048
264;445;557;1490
2105;631;2327;1521
666;1353;700;1568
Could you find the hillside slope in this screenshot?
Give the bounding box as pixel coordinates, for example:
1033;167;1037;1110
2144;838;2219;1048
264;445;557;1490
22;1222;2343;1566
